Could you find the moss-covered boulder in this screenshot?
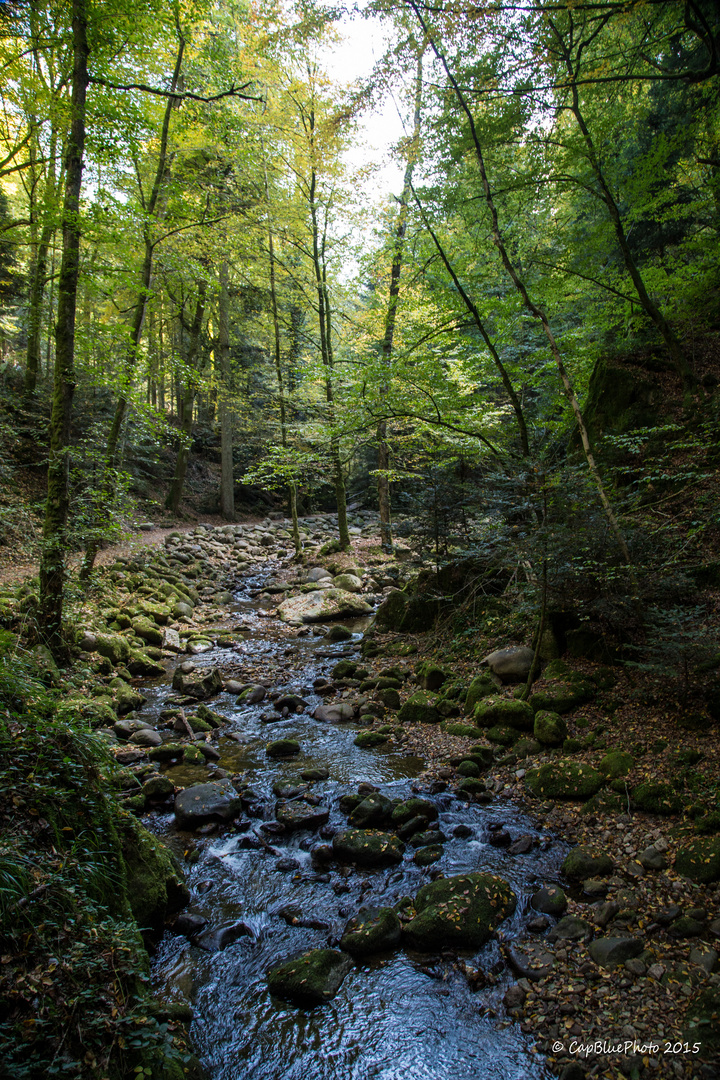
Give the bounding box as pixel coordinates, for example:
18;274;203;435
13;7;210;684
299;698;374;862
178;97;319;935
374;589;409;631
562;847;614;881
349;792;393;828
486;725;519;746
529;679;595;715
340;907;401;956
403;872;516;950
354;730;388;748
464;674;499;714
119;815;189;934
332;828;405;867
131;617;164;647
171;665;223;701
94;633;132;666
533;710;567;746
391;798;438;827
443;722;484;739
416;662;448;691
599;750;635;778
266;738;301;758
632;781;683;816
526;760;604;801
397;691;440;725
127;649;166;677
674;838;720;883
414;844;444;867
110;678;146;716
473;696;534;731
267;949;354;1006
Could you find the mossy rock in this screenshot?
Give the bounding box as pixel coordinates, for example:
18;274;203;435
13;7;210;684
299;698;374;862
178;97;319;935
533;710;567;746
183;745;206;765
195;703;227;728
397;691;440;725
378;687;401;710
563;738;583;754
513;737;543;757
94;633;132;666
340;906;401;956
457;760;480;778
473;696;534;731
391;798;438;827
674;838;720;883
403;872;516;950
131;617;164;647
416;662;448;691
529;679;595;715
631;781;683;816
464;673;500;714
486;725;518;746
456;777;488;796
354;730;388;748
562;847;614;880
332;828;405;867
374;590;409;631
443;722;484;739
267;948;353;1006
127;650;166;677
599;750;635;778
332;659;358;679
267;738;301;758
526;760;604;801
414;844;444;866
187;716;213;733
581;790;624;815
119;815;189;933
148;742;184;762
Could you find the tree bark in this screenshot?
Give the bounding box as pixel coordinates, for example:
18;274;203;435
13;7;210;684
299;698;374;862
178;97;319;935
39;0;88;657
166;281;207;514
218;260;235;519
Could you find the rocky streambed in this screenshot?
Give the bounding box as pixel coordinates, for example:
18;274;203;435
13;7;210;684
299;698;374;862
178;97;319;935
81;514;720;1080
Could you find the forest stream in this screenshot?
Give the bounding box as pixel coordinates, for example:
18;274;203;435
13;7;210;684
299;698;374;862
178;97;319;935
136;564;566;1080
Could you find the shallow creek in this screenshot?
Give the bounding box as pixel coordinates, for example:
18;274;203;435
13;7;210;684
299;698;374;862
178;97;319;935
142;568;565;1080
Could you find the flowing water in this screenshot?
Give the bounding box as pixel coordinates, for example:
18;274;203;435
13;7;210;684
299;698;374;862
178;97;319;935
144;568;563;1080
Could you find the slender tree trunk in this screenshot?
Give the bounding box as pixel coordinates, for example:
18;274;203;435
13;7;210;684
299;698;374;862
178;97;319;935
39;0;88;657
408;0;634;574
166;281;206;514
218;260;235;519
25;224;52;398
376;52;425;552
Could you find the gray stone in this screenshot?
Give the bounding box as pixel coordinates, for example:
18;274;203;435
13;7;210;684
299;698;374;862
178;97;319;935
129;728;162;748
277;589;372;624
174;780;242;830
314;703;355;722
482;646;535;683
639;846;669;871
548;916;593;942
275;800;330;831
532;885;567;916
588;936;643;968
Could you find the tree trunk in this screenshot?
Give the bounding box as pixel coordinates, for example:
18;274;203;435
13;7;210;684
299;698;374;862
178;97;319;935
218;260;235;519
39;0;88;657
166;282;206;514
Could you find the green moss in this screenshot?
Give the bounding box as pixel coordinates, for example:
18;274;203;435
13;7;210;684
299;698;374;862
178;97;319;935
526;760;604;801
631;781;683;815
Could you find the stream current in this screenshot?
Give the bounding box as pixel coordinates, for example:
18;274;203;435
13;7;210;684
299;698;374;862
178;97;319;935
143;566;563;1080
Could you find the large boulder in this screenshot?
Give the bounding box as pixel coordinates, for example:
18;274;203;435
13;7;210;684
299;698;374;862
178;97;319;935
482;646;535;684
267;949;353;1006
332;828;405;867
464;674;499;713
397;691;440;725
473;697;534;731
529;678;595;714
277;589;372;624
332;573;363;593
403;872;516;950
340;907;401;957
588;936;644;969
94;633;132;666
171;664;223;701
374;590;440;634
174;780;242;830
533;710;567;746
526;761;604;801
275;800;329;831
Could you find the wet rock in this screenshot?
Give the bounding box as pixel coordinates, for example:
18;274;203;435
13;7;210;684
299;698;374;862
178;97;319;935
275;800;330;831
397;815;428;840
532;885;567;916
349;792;393;828
598;750;635;778
267;949;354;1006
236;684;266;704
391;798;438;827
301;767;330;782
562;847;614;880
195;921;252;952
172;665;223;700
507;835;534;855
453;824;474;839
172;912;207;938
114;717;154;740
276;694;310;711
325;624;353;642
142;775;175;802
340;907;402;956
174;780;242;830
588;935;644;968
414;844;444;867
506;943;555;981
488;829;512;848
410;829;446;848
482;646;535;684
266;739;301;758
314;703;355;722
526;762;604;801
503;983;527;1009
276;857;301;872
403;872;516;950
332;829;405;867
655;904;682;926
